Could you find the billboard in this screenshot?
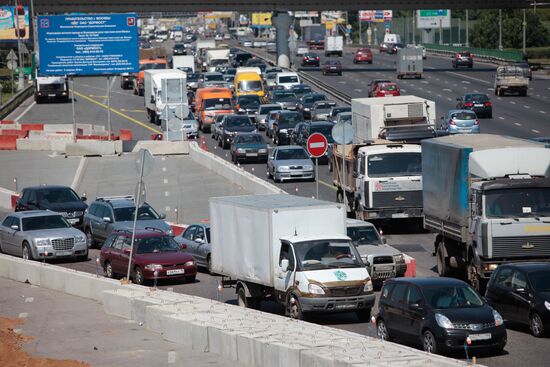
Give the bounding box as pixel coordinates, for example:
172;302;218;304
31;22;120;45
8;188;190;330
321;11;345;25
293;11;319;18
358;10;392;22
251;12;272;28
0;6;29;40
38;13;139;76
417;9;451;29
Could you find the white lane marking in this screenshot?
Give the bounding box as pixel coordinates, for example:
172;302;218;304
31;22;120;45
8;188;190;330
540;111;547;114
515;122;522;126
165;191;169;197
497;97;502;100
19;312;28;318
463;87;468;89
14;101;36;122
499;117;505;120
447;98;453;101
354;89;362;92
444;80;449;84
461;80;471;84
338;81;346;84
436;78;440;81
536;94;540;97
401;89;407;93
162;167;167;172
437;94;442;97
443;88;453;92
449;71;491;85
453;84;458;87
427;66;436;70
161;157;166;161
418;87;424;91
309;142;325;148
421;81;429;84
71;157;87;190
168;351;176;364
524;105;530;109
532;129;540;134
510;101;516;105
474;90;479;93
25;297;34;303
427;90;433;94
163;178;168;184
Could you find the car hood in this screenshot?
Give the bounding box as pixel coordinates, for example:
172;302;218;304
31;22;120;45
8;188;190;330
355;244;399;256
134;251;193;264
438;305;495;324
40;201;87;212
273;158;312;167
25;227;84;238
225;126;256;133
114;220;171;233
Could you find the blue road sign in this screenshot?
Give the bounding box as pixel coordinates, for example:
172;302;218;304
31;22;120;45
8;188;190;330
37;13;138;76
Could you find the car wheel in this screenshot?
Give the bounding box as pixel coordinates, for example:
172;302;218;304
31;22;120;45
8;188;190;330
105;261;114;278
422;330;438;354
185;275;196;283
133;266;145;285
22;242;33;261
287;294;304;320
531;312;545;337
355;308;371;322
85;228;96;248
377;319;392;341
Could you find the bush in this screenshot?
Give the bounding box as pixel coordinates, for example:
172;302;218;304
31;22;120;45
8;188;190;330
524;47;550;60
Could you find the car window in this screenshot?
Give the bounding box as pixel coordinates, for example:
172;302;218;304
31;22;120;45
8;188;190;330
22;215;70;230
88;203;98;216
389;283;407;304
113;236;125;250
104;234;117;248
494;267;513;289
37;188;80;204
21;189;29;203
276;148;309;160
279;242;296;271
381;283;394;300
29;190;37;204
405;285;423;305
122;237;132;252
2;216;13;227
183;226;196;240
511;270;527;290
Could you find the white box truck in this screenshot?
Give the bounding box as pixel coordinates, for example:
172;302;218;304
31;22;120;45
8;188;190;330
34;76;69;103
172;55;195;72
325;35;343;57
195;39;217;71
144;69;188;126
205;48;230;72
396;47;423;79
211;194;375;321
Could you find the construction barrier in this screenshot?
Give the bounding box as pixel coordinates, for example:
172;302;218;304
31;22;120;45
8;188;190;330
404;254;417;278
0;129;29;138
20;123;44;132
119;129;133;141
0;120;15;124
0;187;19;209
169;223;187;237
0;135;18;150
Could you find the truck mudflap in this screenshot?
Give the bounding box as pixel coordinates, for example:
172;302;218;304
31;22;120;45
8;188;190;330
300;293;375;312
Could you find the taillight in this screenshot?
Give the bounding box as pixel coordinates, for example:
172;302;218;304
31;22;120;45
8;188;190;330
469;53;473;58
484;101;492;107
303;57;307;60
316;57;319;60
464;102;474;107
449;118;456;125
474;120;480;125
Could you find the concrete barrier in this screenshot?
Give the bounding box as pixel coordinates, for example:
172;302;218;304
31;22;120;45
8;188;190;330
189;142;285;195
65;140;123;156
0;186;19;210
129;140;190;155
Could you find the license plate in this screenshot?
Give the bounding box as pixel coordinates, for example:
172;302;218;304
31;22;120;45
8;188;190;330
392;213;409;218
468;333;491;341
48;94;56;97
335;303;357;310
166;269;185;275
474;104;483;107
330;67;337;69
246;153;258;157
56;250;72;256
68;218;79;224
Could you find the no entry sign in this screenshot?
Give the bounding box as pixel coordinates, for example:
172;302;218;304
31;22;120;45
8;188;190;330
307;132;328;158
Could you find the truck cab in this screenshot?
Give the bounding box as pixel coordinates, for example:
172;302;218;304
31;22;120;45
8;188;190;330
144;69;188;127
34;76;69;103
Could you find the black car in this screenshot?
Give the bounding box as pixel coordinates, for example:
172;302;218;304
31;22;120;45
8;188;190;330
272;111;304;146
15;185;88;228
453;51;473;68
290;84;312;98
328;106;351;123
218;114;256;149
388;43;405;54
485;263;550;337
376;277;507;355
172;43;186;55
236;94;261;115
301;52;320;67
231;52;253;67
456;93;492;118
297;93;327;120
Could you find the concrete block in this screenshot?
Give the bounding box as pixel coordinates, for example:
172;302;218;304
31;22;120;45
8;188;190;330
65;140;117;156
102;288;149;319
161;312;224;352
236;330;278;367
0;255;10;278
39;264;71;292
50;139;68;152
64;270;122;301
43;124;74;132
16;138;52;151
8;258;41;285
130;140;190;155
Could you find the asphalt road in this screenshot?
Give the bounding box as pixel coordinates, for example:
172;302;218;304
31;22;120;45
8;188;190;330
5;41;550;366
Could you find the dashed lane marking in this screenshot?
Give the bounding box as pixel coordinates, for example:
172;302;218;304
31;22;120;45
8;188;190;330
532;129;540;134
499;117;505;120
515;122;522;126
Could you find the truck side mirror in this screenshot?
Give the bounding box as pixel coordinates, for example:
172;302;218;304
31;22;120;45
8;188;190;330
281;258;289;272
150;96;155;103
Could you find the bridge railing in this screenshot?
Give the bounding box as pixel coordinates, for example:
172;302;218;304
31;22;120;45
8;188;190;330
423;43;524;63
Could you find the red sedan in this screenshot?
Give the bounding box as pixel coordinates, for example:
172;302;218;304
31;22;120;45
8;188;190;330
373;82;400;97
100;228;197;285
353;48;373;64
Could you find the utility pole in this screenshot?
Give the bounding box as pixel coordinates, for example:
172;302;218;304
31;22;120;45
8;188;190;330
465;9;469;47
498;9;503;51
14;0;25;91
522;8;527;55
412;10;416;45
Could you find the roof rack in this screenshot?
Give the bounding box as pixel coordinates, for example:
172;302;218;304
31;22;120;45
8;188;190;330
96;195;135;202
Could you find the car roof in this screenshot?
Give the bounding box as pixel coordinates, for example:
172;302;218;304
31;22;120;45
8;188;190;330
448;109;476;115
386;277;468;287
497;262;550;273
23;185;73;191
114;228;169;239
94;198;136;209
276;145;306;150
309;120;334;127
346;218;376;228
8;210;62;219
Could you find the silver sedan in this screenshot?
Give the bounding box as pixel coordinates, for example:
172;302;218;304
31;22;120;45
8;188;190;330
174;223;212;273
267;146;315;183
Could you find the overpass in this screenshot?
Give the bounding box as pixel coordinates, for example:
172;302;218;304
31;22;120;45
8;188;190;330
33;0;531;12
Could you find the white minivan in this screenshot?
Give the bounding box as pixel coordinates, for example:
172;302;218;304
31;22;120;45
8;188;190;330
276;72;300;90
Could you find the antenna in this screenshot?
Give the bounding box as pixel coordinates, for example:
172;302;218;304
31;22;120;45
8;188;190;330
294;228;298;236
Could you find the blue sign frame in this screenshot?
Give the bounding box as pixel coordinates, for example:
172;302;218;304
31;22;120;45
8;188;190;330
37;13;138;76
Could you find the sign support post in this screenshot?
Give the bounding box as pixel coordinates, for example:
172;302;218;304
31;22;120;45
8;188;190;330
315;158;319;199
107;76;112;141
306;132;329;200
71;76;77;143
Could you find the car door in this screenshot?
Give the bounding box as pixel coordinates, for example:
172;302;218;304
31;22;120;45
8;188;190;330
194;226;208;263
98;205;114;241
267;148;277;176
401;285;425;340
385;282;408;337
486;267;515;321
510;269;531;324
273;242;295;297
0;216;15;254
180;226;198;256
109;235;126;274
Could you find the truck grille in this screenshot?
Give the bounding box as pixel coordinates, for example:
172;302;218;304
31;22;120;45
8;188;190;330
51;238;74;251
373;256;393;264
372;190;422;208
492;236;550;258
329;285;362;297
372;271;394;280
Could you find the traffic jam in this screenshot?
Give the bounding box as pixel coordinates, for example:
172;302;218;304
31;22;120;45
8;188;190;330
2;14;550;363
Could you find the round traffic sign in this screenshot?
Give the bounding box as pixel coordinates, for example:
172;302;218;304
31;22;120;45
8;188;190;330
6;60;17;70
307;132;328;158
332;121;353;145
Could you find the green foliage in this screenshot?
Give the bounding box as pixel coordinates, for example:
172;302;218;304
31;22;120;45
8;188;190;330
524;47;550;59
471;9;550;49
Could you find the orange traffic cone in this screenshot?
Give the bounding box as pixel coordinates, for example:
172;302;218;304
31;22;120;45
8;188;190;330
200;136;208;151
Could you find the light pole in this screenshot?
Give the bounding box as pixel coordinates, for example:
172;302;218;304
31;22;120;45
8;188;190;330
465;9;469;47
498;9;503;51
14;0;25;91
522;8;527;55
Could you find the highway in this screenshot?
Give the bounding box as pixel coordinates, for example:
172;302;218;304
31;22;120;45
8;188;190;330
5;43;550;366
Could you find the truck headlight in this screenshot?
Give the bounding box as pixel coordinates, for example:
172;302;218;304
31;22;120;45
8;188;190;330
363;278;373;292
308;283;325;295
435;313;453;329
393;254;404;263
34;238;49;246
145;264;163;271
493;309;504;327
75;235;86;243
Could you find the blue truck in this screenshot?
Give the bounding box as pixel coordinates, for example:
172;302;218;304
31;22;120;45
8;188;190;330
422;134;550;290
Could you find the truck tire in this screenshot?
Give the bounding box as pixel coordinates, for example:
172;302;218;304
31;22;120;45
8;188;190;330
467;259;483;292
237;286;260;309
436;242;449;277
287;294;304;320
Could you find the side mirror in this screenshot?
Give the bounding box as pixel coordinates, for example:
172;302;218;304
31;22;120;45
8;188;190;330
103;217;112;223
81;196;87;201
159;213;166;219
352;172;358;178
281;258;289;272
180;243;187;250
409;303;424;312
150;96;155;104
195;237;204;244
10;224;19;231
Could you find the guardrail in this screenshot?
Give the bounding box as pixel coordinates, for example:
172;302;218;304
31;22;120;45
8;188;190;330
0;84;33;120
423;43;524;63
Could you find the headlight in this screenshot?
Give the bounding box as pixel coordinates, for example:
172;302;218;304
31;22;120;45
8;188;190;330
279;129;288;134
303;165;313;171
236;148;246;153
226;131;236;136
308;283;325;295
34;238;49;246
545;301;550;311
393;254;404;263
304;108;310;111
435;313;453;329
493;309;504;326
184;260;195;267
277;166;290;172
258;148;267;153
75;235;86;243
363;278;373;292
145;264;163;271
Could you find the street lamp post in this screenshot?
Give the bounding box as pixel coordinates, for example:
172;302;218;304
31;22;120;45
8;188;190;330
522;9;527;55
465;9;469;47
498;9;503;51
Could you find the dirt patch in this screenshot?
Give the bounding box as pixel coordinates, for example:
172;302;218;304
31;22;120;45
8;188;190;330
0;317;91;367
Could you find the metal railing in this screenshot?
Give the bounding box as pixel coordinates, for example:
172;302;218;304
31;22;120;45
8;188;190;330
423;43;524;62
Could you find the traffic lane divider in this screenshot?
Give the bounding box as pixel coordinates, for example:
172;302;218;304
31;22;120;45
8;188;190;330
0;135;17;150
0;129;28;138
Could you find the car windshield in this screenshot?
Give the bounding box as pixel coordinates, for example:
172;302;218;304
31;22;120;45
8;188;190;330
113;205;160;222
259;106;280;114
367;152;422;177
235;134;264;144
485;188;550;218
305;95;326;104
238;96;261;109
331;107;350;116
140;62;165;71
276;148;309;160
37;188;80;203
238;80;262;92
273;91;297;101
205;74;224;81
22;215;71;231
452;111;476;120
187;73;200;82
204;98;232;110
294;240;363;270
347;226;382;245
465;94;489;102
210;59;226;66
315;103;336;110
279;75;298;83
380;84;398;91
310;126;334;143
293;86;312;95
279;113;303;125
225;116;253;127
528;270;550;291
136;236;179;254
423;284;484;309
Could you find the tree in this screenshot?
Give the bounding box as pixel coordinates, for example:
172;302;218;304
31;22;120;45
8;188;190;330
471;9;549;49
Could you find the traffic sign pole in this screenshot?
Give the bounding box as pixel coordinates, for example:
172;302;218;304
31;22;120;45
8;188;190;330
316;158;319;199
306;133;328;200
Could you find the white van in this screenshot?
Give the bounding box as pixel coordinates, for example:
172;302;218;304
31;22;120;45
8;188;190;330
383;33;401;44
276;72;300;89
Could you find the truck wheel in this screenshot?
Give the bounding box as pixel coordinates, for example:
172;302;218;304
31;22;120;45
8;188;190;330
237;286;260;309
356;308;371;322
336;189;344;203
287;294;304;320
467;260;482;292
436;243;449;277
